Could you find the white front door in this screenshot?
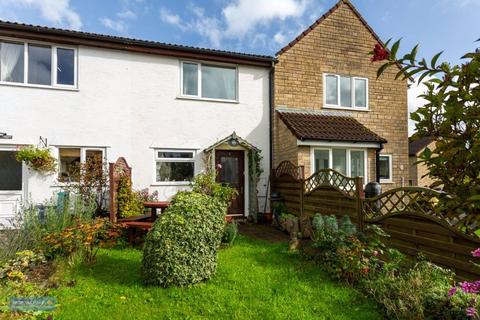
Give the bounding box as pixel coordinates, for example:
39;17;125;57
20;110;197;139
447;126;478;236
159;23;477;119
0;150;23;227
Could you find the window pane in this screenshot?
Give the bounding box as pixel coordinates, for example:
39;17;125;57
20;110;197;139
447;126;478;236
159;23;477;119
0;42;24;83
332;149;347;175
379;156;391;180
350;151;365;178
340;76;351;107
59;148;81;182
355;79;367;107
0;151;22;191
28;44;51;85
201;65;236;100
156;162;194;182
57;48;74;86
314;150;329;172
182;63;198;96
325;75;338;105
157;151;193;159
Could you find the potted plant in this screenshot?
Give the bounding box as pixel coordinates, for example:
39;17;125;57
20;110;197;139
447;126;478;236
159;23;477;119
16;145;56;174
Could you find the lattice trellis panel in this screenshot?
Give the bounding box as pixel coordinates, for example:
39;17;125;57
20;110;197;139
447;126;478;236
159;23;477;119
363;187;478;237
274;161;303;181
303;169;356;196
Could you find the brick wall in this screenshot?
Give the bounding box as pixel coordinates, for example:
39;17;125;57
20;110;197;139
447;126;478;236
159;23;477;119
273;0;409;189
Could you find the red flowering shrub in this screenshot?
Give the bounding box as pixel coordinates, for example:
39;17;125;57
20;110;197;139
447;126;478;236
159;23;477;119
370;43;390;62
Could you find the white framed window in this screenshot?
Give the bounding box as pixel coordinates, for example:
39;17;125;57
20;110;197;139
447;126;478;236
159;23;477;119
180;61;238;102
0;39;77;89
312;148;367;179
154;149;195;184
378;154;393;183
323;74;368;110
58;147;105;182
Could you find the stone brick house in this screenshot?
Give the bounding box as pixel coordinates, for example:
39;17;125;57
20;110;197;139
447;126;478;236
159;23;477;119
409;137;435;187
273;0;409;190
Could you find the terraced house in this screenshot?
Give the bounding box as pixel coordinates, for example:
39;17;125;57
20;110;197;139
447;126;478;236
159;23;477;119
0;20;272;225
273;0;409;189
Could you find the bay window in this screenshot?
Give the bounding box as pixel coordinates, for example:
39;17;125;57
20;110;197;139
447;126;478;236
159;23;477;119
324;74;368;109
155;150;195;184
0;39;77;88
181;61;237;101
313;148;367;179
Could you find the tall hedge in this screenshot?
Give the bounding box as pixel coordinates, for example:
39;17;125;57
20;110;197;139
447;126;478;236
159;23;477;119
141;191;227;287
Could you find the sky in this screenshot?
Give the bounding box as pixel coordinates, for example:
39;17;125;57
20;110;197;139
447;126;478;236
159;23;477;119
0;0;479;134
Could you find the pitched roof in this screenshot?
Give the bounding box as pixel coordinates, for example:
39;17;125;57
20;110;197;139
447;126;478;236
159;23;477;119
277;0;382;56
409;136;434;156
0;20;273;67
204;132;260;152
277;109;387;144
275;0;412;80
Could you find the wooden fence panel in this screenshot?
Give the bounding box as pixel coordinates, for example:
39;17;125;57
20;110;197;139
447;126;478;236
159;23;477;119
270;162;480;280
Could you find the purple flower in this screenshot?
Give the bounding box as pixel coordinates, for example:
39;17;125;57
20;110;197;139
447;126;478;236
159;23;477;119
461;281;480;294
472;248;480;258
466;307;477;317
448;287;458;297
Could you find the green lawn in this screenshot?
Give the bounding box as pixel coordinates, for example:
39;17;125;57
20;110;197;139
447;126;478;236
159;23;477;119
52;236;381;319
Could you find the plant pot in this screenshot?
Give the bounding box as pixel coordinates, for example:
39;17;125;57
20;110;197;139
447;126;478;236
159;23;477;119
264;212;273;222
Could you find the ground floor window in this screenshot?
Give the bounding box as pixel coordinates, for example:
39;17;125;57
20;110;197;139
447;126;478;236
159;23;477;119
58;147;105;182
313;148;367;178
0;151;22;191
155;150;195;183
378;154;393;183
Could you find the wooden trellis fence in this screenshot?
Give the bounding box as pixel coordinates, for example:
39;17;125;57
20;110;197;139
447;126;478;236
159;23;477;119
271;161;480;280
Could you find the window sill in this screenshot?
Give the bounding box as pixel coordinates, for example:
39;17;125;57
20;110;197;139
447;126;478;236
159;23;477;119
323;105;369;112
380;180;394;184
0;81;78;92
151;182;191;187
176;95;239;104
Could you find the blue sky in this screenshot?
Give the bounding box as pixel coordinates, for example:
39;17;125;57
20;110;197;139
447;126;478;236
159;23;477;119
0;0;478;134
0;0;478;63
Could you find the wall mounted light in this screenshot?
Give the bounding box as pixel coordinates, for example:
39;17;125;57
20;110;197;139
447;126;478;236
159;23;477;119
228;132;239;147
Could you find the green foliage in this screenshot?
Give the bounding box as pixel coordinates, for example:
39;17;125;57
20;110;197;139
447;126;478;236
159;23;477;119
373;40;480;230
190;170;237;204
16;145;56;174
0;251;47;282
221;221;238;246
50;237;382;319
117;176;144;218
42;218;121;264
0;199;94;264
141;183;230;287
61;152;110;216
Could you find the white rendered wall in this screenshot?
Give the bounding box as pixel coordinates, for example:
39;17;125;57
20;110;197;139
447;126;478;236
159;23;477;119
0;44;271;212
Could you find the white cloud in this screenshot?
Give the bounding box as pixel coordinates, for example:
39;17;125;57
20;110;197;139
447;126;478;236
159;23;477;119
0;0;82;29
117;9;136;20
273;32;286;45
408;77;431;135
160;7;183;29
100;17;127;33
223;0;309;37
188;5;223;48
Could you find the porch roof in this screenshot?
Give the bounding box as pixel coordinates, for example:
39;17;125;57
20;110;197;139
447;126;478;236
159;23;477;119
277;109;387;145
204;132;260;152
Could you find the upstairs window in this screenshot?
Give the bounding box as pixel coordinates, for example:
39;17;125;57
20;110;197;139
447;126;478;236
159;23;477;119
324;74;368;109
0;40;76;88
378;154;393;183
181;61;237;101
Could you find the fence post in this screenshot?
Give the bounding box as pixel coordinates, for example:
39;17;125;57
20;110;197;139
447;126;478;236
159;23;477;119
299;166;305;218
355;176;365;232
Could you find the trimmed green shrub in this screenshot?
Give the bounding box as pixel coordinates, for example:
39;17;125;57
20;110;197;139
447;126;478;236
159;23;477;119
222;221;238;246
141;191;228;287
